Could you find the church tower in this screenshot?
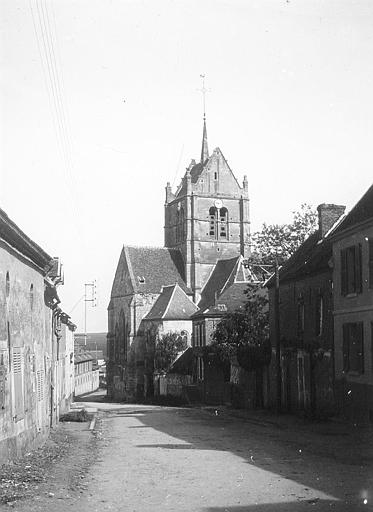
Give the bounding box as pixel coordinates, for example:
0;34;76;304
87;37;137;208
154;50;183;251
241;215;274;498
164;118;250;302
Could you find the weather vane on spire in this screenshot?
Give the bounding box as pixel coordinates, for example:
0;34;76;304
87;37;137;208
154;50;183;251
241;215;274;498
198;74;209;163
198;74;210;120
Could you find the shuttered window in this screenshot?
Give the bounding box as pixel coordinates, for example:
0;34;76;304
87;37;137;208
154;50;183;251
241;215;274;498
12;348;24;420
369;239;373;289
342;322;364;374
341;245;362;295
37;370;44;401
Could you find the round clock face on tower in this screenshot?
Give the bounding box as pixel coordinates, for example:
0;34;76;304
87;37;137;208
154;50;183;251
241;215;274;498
214;199;223;209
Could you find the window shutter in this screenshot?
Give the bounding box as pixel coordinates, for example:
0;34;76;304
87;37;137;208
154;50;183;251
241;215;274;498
341;249;347;295
37;369;45;401
12;348;24;420
356;244;363;293
357;322;364;374
342;324;349;372
369;240;373;289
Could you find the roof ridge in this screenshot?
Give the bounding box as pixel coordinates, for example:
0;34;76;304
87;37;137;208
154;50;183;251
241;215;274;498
123;246;137;290
162;283;178;319
219;255;241;296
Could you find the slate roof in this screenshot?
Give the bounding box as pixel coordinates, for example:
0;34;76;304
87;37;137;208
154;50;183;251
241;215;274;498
144;283;198;321
197;256;240;312
266;229;335;288
266;184;373;287
331;184;373;235
193;282;251;319
125;246;189;294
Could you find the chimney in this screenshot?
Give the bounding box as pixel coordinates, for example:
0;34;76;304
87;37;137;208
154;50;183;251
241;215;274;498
317;204;346;238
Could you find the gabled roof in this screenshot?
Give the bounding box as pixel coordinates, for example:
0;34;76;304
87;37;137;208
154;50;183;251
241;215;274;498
144;283;198;321
111;246;189;297
197;256;240;312
266;230;334;288
331;184;373;235
194;255;263;318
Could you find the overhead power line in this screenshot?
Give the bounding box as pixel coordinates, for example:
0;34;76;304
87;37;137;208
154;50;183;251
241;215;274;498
28;0;85;244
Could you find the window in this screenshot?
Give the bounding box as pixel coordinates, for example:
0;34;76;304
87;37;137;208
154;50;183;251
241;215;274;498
343;322;364;374
180;207;185;241
297;297;305;337
220;208;228;238
315;295;324;336
197;356;204;381
175;209;180;242
371;323;373;373
369;239;373;289
176;207;185;242
209;207;218;238
209;206;229;240
341;245;362;295
6;272;10;298
12;348;24;420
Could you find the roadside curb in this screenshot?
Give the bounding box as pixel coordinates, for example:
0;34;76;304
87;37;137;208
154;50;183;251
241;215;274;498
89;414;96;431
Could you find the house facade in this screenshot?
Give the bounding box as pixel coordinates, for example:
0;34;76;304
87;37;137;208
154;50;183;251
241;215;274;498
267;204;345;417
190;256;266;406
0;208;74;462
331;185;373;423
74;351;99;397
142;283;198;398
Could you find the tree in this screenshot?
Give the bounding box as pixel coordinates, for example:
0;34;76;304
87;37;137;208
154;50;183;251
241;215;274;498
250;203;317;265
210;286;271;372
154;332;188;373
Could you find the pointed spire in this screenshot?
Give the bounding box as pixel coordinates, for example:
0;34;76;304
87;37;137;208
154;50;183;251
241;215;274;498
201;115;209;163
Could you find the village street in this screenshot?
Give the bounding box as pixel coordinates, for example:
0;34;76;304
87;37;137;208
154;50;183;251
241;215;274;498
2;390;372;512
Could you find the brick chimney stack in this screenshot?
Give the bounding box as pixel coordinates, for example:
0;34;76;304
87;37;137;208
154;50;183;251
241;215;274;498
317;204;346;238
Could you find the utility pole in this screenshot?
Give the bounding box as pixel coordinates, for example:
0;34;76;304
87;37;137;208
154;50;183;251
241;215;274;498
274;257;282;414
84;280;97;346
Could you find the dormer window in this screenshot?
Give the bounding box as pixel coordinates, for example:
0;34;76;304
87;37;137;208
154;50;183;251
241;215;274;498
138;276;145;284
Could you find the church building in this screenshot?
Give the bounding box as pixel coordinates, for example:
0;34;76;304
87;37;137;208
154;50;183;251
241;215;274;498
107;118;251;401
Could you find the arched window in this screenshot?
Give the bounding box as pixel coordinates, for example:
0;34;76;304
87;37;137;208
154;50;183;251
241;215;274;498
220;208;228;238
180;208;185;241
209;207;218;238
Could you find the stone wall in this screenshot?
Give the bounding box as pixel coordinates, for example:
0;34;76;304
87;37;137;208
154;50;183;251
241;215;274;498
0;244;60;462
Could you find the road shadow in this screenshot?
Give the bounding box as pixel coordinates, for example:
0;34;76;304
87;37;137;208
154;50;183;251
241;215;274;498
74;389;110;403
203;500;368;511
118;406;372;509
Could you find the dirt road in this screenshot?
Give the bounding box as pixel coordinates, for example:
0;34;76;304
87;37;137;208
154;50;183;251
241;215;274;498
3;393;372;511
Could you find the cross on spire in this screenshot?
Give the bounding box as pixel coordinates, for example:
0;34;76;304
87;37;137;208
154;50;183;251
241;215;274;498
198;75;209;163
198;74;208;119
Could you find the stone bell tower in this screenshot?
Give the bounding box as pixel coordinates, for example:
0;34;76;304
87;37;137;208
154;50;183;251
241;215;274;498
164;117;250;303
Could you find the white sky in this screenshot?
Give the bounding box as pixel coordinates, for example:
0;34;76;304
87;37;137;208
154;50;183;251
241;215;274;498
1;0;372;332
